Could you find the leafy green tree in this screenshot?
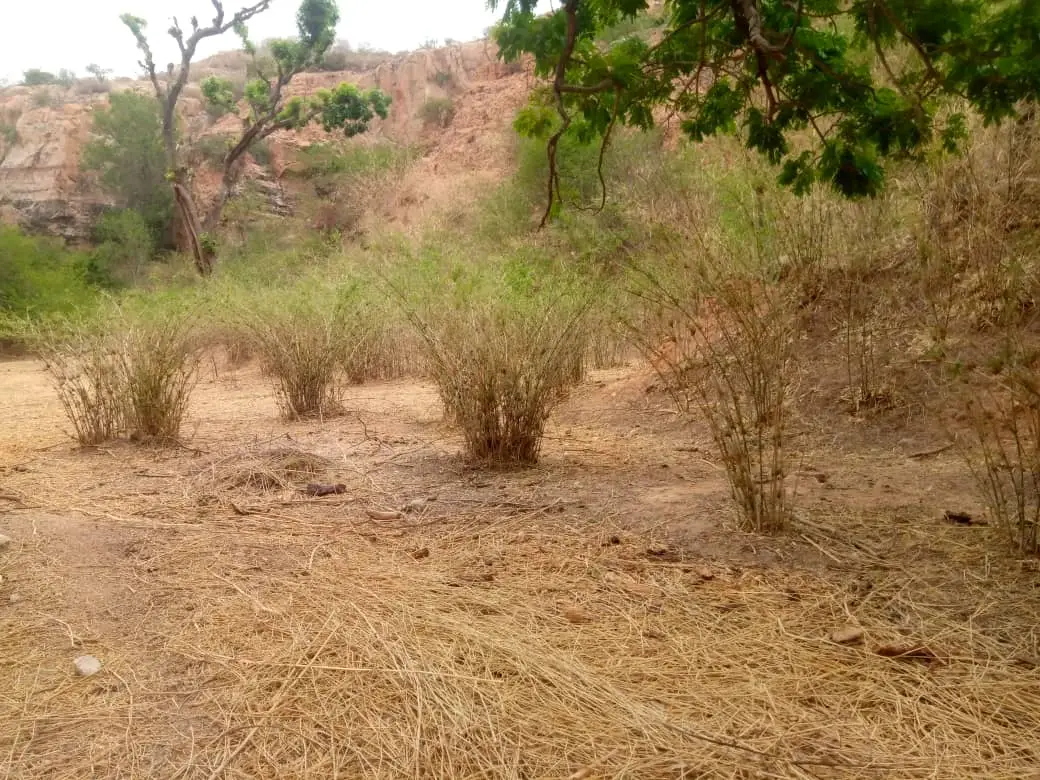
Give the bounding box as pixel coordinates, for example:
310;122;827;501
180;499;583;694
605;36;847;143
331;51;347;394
120;0;389;274
490;0;1040;224
86;64;112;82
121;0;274;274
21;69;57;86
81;91;173;245
85;209;157;288
199;0;390;232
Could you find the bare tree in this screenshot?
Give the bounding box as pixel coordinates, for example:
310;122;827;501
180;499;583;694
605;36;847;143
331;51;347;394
199;0;389;234
122;0;390;275
122;1;274;274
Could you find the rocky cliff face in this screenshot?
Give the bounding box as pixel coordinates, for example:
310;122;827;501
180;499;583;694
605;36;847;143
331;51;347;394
0;40;530;242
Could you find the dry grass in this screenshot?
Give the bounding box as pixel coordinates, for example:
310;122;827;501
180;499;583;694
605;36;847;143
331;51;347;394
116;315;200;441
640;269;796;533
962;369;1040;555
237;290;365;420
1;501;1038;779
35;311;198;444
0;360;1038;779
38;327;128;445
200;445;331;493
408;294;590;464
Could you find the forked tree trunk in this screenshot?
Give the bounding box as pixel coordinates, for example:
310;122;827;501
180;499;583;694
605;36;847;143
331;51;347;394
204;123;266;233
172;177;213;275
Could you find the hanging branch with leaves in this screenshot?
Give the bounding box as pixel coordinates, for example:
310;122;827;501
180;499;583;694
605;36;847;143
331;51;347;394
490;0;1040;224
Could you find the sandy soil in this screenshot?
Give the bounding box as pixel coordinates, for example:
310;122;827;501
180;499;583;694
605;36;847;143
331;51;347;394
0;357;1037;778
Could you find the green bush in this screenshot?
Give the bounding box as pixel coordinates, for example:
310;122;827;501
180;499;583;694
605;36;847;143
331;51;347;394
294;142;414;179
0;125;16;146
31;89;57;108
22;69;57;86
196;134;231;166
419;97;455;128
86;209;156;288
249;138;273;166
0;227;98;317
81;91;173;245
399;257;592;464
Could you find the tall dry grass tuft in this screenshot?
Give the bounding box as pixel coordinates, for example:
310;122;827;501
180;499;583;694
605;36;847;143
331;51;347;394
237;287;366;420
917;115;1040;335
962;368;1040;555
406;288;590;465
38;323;128;445
116;314;200;440
639;266;796;532
36;307;199;444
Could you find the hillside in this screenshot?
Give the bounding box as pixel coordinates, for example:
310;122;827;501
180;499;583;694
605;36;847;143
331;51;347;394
0;39;530;241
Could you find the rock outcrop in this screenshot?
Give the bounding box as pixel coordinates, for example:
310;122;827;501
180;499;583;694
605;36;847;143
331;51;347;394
0;40;530;242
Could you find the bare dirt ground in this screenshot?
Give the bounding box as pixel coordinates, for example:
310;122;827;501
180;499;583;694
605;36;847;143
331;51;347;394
1;357;1038;778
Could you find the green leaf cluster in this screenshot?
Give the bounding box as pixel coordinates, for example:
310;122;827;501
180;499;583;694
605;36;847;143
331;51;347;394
490;0;1040;198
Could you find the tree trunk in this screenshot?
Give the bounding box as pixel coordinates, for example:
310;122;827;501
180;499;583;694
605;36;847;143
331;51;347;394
173;177;214;275
204;124;264;233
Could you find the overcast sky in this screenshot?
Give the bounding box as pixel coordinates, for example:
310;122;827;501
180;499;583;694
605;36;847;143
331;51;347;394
0;0;547;84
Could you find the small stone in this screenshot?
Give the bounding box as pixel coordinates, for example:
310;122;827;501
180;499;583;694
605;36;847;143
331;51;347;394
830;625;865;645
74;655;102;677
366;509;402;521
0;534;12;550
9;592;23;604
410;547;430;560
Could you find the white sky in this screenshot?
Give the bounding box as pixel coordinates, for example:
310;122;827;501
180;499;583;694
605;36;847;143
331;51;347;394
0;0;546;84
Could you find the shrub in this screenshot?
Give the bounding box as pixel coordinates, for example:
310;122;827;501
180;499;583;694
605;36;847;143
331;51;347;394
86;209;156;288
22;69;57;86
402;263;591;464
36;305;199;444
37;318;129;445
639;266;796;532
249;138;273;166
294;142;414;179
0;227;98;317
319;46;351;71
963;369;1040;555
236;284;368;420
419;97;455;128
116;309;200;441
81;91;173;245
31;89;57;108
72;79;112;96
432;71;454;89
196;134;231;166
0;121;17;147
